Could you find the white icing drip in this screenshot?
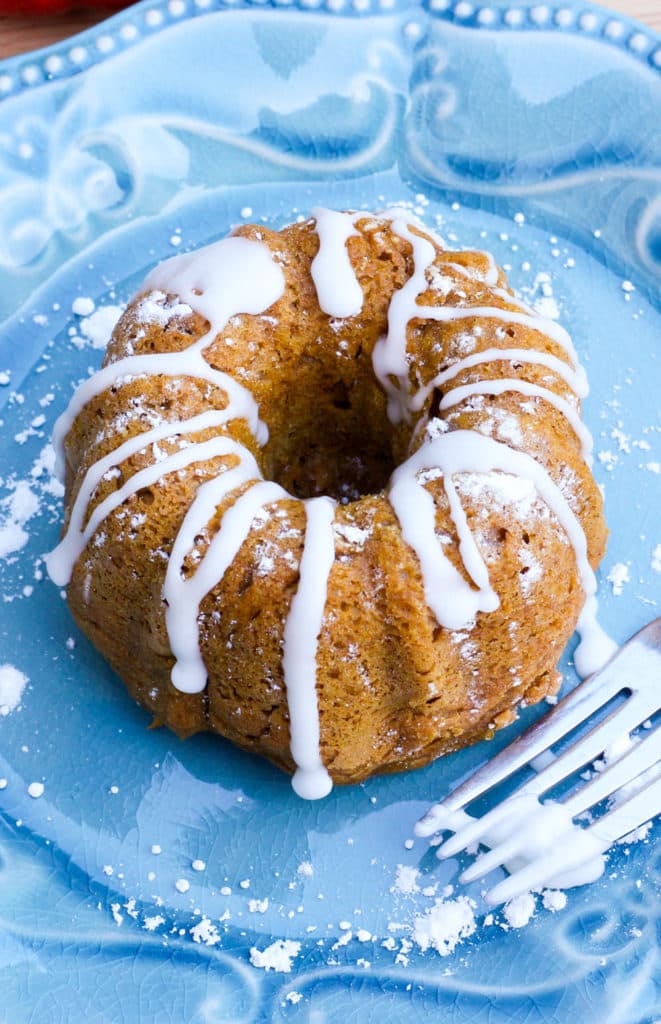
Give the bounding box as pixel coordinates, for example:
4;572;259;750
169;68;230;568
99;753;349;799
389;449;498;630
52;435;243;586
574;595;618;677
371;215;579;429
443;474;494;595
166;477;287;694
372;215;438;423
144;236;285;354
389;431;596;632
411;347;588;411
52;352;266;482
490;287;535;314
46;410;234;586
426;251;500;289
475;250;500;286
54;237;285;481
411;305;579;371
439;380;594;465
283;496;336;800
310;209;363;319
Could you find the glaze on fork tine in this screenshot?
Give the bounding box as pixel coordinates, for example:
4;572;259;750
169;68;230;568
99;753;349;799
415;617;661;906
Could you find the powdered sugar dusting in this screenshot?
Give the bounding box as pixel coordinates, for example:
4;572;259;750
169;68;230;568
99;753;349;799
502;892;536;928
135;290;194;326
0;664;28;714
411;895;477;955
0;481;40;559
606;562;630;596
392;864;420;895
249;939;301;973
75;305;125;350
456;470;541;521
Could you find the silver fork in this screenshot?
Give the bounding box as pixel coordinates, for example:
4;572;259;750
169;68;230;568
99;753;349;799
415;617;661;905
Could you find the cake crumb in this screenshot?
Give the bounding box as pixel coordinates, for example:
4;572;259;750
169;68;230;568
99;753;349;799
248;897;269;913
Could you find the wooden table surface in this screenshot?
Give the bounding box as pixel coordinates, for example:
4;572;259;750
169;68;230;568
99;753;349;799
0;0;659;60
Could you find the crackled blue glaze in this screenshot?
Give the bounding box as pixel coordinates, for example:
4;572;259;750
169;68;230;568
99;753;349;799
0;1;659;1021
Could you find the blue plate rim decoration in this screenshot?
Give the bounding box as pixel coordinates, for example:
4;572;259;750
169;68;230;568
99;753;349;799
0;2;659;1022
1;0;661;89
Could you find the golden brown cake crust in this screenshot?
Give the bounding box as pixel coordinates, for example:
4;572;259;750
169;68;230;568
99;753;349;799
60;213;607;785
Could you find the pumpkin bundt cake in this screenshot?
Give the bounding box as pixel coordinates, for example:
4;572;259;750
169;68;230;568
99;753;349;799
46;209;609;798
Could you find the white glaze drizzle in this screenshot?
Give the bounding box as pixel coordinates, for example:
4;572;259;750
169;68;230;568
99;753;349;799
50;435;247;590
372;214;438;423
389;430;597;632
144;235;286;353
371;214;580;428
389;450;499;629
282;495;336;800
439;379;594;464
414;305;579;368
444;256;499;287
310;209;364;319
52;353;267;481
411;347;588;411
574;595;619;676
46;410;236;587
490;286;535;313
165;477;287;694
53;236;284;481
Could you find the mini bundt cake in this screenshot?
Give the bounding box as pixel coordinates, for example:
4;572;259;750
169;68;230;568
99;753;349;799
47;208;609;798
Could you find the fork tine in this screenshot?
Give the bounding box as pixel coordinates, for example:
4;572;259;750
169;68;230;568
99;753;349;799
485;772;661;905
511;689;658;803
436;794;533;858
416;667;623;836
416;619;661;840
485;842;606;905
588;772;661;847
459;833;526;882
563;729;660;818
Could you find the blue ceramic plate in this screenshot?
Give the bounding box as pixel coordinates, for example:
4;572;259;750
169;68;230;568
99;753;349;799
0;1;659;1020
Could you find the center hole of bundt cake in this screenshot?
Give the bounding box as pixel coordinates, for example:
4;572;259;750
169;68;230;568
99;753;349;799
264;374;400;503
